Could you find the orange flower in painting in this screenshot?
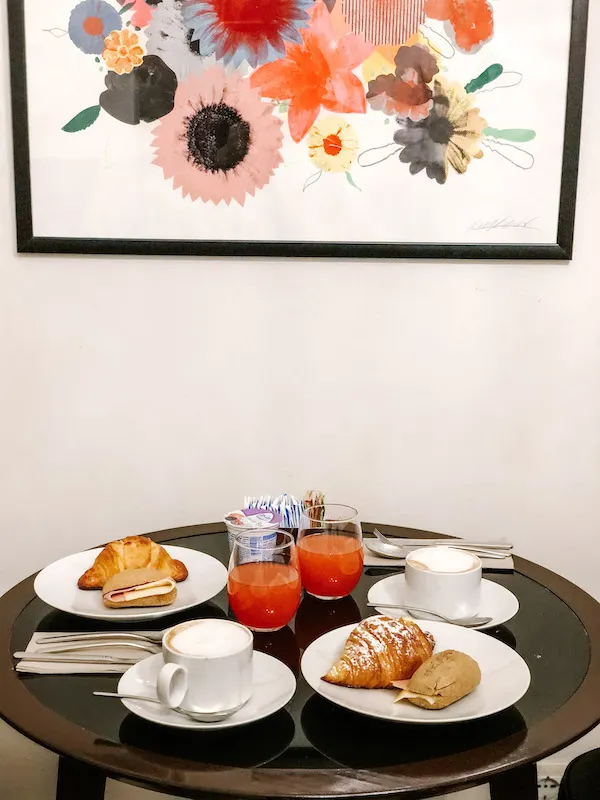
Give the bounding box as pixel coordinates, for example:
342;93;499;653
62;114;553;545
102;29;145;75
251;0;373;143
425;0;493;52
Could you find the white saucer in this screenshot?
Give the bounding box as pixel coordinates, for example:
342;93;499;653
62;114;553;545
301;619;531;724
118;651;296;729
34;545;227;621
367;574;519;630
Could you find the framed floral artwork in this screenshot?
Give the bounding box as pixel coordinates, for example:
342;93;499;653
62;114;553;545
7;0;589;259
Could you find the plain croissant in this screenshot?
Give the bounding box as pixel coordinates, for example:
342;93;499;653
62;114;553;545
322;615;435;689
78;535;188;589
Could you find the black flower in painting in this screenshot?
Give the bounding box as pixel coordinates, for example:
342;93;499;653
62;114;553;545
393;78;487;184
186;104;251;173
100;54;177;125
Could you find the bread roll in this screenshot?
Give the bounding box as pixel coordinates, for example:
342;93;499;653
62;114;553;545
395;650;481;709
102;568;177;608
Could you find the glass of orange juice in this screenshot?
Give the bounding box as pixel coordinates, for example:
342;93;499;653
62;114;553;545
297;504;363;600
228;531;302;632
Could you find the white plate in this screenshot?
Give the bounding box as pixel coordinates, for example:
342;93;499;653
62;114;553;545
301;619;530;724
367;574;519;630
118;651;296;729
34;545;227;621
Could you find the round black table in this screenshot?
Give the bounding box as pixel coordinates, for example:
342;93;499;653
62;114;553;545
2;522;600;800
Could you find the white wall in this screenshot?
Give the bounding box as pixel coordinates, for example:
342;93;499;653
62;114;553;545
1;3;599;799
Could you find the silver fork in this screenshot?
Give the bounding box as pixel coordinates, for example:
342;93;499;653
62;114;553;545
33;640;160;655
371;529;510;559
366;602;492;627
35;631;164;645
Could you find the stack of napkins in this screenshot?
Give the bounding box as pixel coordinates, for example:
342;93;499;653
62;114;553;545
15;632;159;675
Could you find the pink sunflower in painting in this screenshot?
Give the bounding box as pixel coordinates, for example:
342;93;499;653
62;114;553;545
152;66;284;206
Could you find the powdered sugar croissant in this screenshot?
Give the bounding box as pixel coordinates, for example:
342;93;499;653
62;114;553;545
78;536;188;589
322;616;435;689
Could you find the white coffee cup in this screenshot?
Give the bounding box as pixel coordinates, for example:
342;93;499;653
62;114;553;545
404;546;482;620
157;618;253;720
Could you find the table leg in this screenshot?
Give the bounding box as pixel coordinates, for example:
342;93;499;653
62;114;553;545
489;763;538;800
56;756;106;800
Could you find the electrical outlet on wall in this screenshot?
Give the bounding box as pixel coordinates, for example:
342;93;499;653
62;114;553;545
538;775;560;800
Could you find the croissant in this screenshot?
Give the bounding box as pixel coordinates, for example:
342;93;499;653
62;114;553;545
322;615;435;689
78;535;188;589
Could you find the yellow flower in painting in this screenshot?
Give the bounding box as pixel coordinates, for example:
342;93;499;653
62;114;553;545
103;29;144;75
308;116;359;173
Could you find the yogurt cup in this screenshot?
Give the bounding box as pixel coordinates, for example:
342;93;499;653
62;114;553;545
224;509;282;561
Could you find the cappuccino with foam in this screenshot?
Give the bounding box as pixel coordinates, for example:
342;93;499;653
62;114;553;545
157;619;253;720
166;619;251;657
407;547;480;574
405;546;482;621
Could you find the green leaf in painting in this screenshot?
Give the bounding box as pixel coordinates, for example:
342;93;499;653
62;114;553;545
345;172;361;191
483;127;537;143
303;170;323;191
62;105;101;133
119;2;135;14
43;27;68;38
465;64;503;94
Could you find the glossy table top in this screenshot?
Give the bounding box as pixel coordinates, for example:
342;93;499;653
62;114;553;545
1;522;600;799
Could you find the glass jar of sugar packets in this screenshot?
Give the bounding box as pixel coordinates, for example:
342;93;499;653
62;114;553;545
224;509;282;562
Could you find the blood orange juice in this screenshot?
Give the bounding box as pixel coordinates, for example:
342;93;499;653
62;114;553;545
228;562;301;632
297;533;363;599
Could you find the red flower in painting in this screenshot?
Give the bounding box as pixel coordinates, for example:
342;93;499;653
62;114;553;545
425;0;493;52
250;0;373;142
182;0;314;68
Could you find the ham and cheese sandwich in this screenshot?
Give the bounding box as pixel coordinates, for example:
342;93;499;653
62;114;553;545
102;568;177;608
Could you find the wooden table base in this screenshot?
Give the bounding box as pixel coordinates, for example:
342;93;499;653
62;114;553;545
56;757;106;800
489;764;538;800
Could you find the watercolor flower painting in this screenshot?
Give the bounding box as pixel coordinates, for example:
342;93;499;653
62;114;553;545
393;78;487;183
102;29;145;74
251;0;372;142
68;0;122;54
152;66;283;205
308;115;359;172
57;0;538;211
183;0;315;68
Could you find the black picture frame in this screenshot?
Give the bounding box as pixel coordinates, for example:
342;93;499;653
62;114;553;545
6;0;590;260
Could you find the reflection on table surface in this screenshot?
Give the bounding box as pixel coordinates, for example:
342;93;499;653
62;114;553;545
119;708;296;768
301;693;527;769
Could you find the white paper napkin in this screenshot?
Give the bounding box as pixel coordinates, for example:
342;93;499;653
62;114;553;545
15;632;159;675
363;542;514;571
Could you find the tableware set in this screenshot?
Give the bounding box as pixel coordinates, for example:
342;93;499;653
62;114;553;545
16;505;525;729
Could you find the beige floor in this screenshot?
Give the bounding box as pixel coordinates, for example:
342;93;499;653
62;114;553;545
0;720;489;800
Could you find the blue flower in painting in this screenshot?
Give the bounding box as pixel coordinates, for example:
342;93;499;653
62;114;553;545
69;0;122;55
182;0;314;69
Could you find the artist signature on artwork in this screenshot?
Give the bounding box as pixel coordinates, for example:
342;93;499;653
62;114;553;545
467;217;540;233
